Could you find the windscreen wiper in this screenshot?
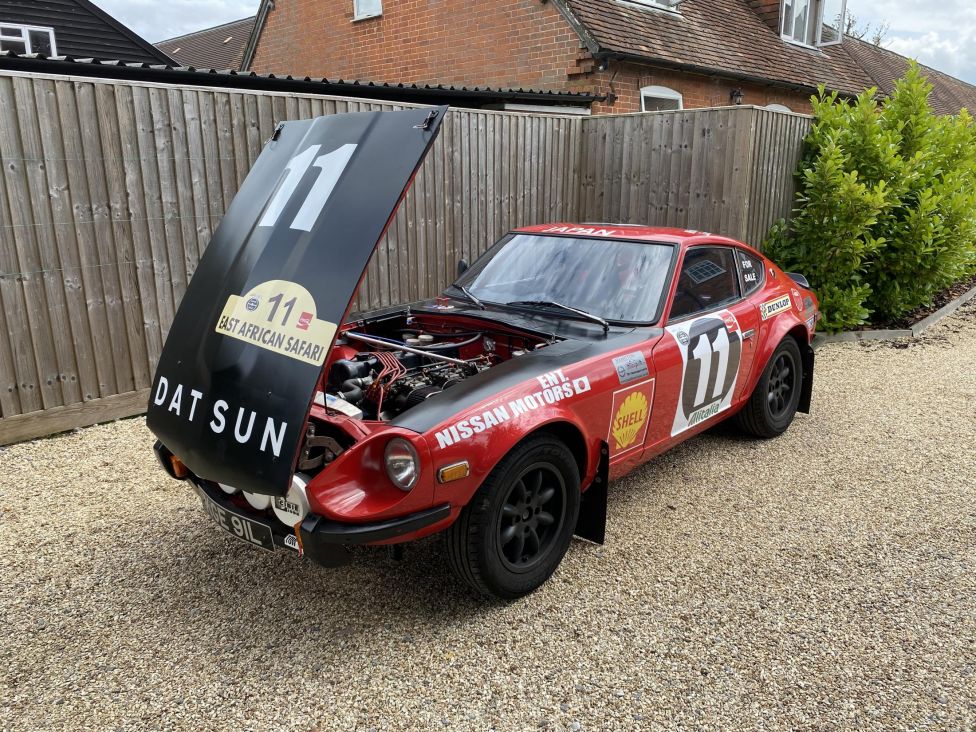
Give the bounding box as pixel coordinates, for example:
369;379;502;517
506;300;609;332
448;284;486;310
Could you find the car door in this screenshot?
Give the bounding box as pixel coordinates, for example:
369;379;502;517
643;244;759;457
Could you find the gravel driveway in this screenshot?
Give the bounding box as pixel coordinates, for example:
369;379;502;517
3;302;975;731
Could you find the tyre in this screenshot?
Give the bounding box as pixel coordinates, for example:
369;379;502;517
446;435;581;600
734;336;803;438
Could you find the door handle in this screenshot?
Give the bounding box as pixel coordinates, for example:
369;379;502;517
742;328;755;341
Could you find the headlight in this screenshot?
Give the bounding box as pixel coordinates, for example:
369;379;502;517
384;437;420;491
243;491;271;510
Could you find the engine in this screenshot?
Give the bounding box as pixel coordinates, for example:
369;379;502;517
321;322;550;421
326;351;491;420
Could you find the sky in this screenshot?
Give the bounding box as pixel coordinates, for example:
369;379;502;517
97;0;976;85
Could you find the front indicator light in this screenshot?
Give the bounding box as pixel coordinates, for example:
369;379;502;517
437;461;470;483
384;438;420;491
168;455;189;479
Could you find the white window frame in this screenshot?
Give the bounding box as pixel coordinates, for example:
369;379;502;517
780;0;846;49
765;103;793;112
816;0;847;47
621;0;682;13
640;85;684;112
352;0;382;21
0;24;57;55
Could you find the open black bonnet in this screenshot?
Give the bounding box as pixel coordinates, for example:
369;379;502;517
147;107;446;496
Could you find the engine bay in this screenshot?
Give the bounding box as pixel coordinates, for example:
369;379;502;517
320;312;556;422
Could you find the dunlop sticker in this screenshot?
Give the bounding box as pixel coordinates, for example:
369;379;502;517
215;279;337;366
608;379;655;459
759;294;791;321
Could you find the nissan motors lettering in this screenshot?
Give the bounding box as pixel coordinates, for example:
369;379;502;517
148;108;819;600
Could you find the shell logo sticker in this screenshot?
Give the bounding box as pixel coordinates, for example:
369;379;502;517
608;379;655;459
612;392;648;449
215;279;337;366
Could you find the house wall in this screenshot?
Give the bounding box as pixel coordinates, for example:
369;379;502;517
580;63;815;115
250;4;814;116
250;0;584;90
746;0;782;32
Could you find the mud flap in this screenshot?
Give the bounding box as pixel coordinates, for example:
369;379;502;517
574;442;608;544
798;343;815;414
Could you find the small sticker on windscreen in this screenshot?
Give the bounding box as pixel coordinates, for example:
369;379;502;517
215;279;337;366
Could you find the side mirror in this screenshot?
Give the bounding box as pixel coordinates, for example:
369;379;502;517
456;259;469;277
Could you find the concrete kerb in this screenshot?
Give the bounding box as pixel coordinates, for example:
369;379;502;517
812;282;976;350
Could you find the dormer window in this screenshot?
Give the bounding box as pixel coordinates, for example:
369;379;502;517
0;24;57;55
781;0;846;47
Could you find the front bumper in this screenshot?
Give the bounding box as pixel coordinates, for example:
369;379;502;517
156;440;451;567
194;477;451;567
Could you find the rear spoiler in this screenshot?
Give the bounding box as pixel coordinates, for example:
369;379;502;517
787;272;810;288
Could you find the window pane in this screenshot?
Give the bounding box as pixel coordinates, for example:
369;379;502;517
736;249;764;295
819;0;845;44
642;96;681;112
670;248;740;319
781;0;795;37
0;38;27;54
792;0;811;42
28;29;53;55
354;0;382;18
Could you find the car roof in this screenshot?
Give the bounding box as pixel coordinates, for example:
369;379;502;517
513;223;747;248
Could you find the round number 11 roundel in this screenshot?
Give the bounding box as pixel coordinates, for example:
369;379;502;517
667;312;743;437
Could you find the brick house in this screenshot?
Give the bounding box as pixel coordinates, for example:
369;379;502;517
241;0;976;115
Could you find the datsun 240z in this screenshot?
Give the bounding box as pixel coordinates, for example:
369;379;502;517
148;107;818;599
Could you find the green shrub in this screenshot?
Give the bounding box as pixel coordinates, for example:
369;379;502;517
765;62;976;331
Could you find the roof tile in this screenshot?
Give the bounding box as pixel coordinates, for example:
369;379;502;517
155;16;255;71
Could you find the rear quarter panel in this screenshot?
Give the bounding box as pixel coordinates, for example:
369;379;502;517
750;262;817;382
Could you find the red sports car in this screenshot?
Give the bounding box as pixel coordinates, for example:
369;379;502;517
149;108;818;599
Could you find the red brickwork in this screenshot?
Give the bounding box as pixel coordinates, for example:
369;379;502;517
250;0;584;90
746;0;782;32
581;64;814;115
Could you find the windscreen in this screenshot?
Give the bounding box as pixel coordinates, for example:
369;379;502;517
456;234;674;322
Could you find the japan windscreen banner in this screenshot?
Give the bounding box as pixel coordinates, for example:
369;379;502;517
147;107;447;496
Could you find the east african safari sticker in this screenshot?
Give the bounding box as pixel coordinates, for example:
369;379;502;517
215;279;337;366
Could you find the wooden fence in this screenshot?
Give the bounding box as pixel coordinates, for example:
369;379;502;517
0;69;810;444
578;106;812;245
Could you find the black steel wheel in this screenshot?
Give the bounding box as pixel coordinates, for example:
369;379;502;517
446;435;580;599
497;463;567;572
767;351;797;419
734;336;803;438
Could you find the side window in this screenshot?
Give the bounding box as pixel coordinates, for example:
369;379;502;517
353;0;382;19
736;248;764;295
669;247;740;320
